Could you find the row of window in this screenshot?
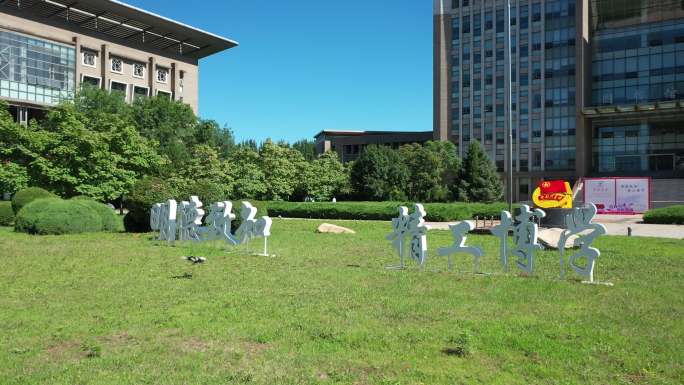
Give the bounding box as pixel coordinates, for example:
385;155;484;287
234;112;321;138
82;51;169;83
81;75;171;102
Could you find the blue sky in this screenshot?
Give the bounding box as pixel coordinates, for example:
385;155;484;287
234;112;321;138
124;0;433;143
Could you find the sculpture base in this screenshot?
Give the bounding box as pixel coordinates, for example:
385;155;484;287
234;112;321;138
539;208;574;228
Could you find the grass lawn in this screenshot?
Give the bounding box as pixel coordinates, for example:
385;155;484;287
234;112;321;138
0;219;682;384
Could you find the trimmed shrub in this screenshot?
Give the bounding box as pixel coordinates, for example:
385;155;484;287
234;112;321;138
264;201;508;222
72;198;122;232
124;177;177;233
643;205;684;224
12;187;57;214
0;201;14;226
14;198;103;235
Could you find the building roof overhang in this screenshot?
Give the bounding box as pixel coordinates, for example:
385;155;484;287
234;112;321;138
0;0;238;60
583;100;684;119
314;130;433;140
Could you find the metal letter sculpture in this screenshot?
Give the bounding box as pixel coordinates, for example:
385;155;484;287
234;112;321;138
438;221;484;273
386;204;429;269
234;202;273;256
559;203;607;283
204;201;238;244
511;205;546;274
490;211;514;271
382;203;613;284
150;203;162;232
408;204;429;267
150;198;273;256
385;206;411;268
150;199;178;245
178;196;205;242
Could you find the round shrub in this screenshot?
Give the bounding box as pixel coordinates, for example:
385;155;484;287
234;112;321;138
124;177;177;233
643;205;684;224
14;198;103;235
12;187;57;214
72;198;122;232
0;201;14;226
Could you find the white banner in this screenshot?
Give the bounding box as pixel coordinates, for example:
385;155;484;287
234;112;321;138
616;178;650;214
584;179;616;213
584;178;650;214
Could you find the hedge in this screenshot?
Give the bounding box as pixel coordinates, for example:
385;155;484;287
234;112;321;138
263;201;509;222
14;198;103;235
643;205;684;224
0;201;14;226
11;187;57;214
72;198;122;232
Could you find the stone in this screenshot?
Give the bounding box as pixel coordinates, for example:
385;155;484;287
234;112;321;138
316;223;355;234
538;228;580;250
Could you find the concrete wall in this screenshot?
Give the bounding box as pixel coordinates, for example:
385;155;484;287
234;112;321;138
0;10;200;112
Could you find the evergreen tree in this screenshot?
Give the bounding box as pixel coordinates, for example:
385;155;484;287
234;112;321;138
350;145;409;201
461;141;503;202
292;139;316;161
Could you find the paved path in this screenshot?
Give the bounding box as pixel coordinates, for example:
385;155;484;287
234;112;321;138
427;214;684;239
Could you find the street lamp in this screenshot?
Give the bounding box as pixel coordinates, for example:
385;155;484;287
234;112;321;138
507;0;514;213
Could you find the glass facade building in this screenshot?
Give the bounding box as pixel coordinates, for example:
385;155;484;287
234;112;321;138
0;29;75;106
446;1;579;169
436;0;684;201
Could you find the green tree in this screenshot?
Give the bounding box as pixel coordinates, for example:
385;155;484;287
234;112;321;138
292;139;316;161
226;147;267;199
0;101;164;201
303;151;350;201
461;141;503;202
350;145;409;201
0;161;28;195
259;141;306;201
195;119;235;158
400;141;461;202
130;95;198;170
169;145;233;201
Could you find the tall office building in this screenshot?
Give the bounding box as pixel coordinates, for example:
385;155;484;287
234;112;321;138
435;0;684;205
0;0;237;124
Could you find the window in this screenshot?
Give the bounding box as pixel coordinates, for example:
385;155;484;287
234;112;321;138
110;57;123;73
133;63;145;78
81;75;100;88
133;86;149;100
82;51;96;67
156;68;169;83
0;30;75;106
157;90;172;99
109;81;127;100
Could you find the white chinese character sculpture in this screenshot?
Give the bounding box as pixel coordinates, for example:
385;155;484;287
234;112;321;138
407;204;429;268
178;196;205;242
511;205;546;274
385;206;411;268
149;198;273;256
386;204;429;269
559;203;607;283
150;203;162;232
151;199;177;245
234;202;273;256
204;201;238;244
490;211;514;271
438;220;483;273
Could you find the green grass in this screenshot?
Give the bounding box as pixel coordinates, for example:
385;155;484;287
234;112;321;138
0;220;682;384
